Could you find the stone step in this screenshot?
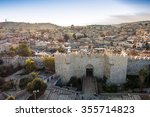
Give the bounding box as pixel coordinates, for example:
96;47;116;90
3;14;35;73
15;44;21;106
82;77;98;94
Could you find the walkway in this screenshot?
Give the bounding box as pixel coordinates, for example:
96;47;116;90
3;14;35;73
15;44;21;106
39;86;80;100
82;77;98;94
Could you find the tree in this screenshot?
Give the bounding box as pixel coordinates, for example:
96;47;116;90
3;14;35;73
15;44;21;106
25;58;36;73
103;84;118;93
42;56;55;73
100;33;105;37
27;78;47;94
6;95;15;100
19;76;35;90
57;47;65;53
145;42;149;50
139;68;148;91
72;33;76;40
16;44;32;57
0;59;3;65
64;34;70;42
67;76;82;91
9;46;17;56
0;79;15;91
124;75;140;90
31;72;39;78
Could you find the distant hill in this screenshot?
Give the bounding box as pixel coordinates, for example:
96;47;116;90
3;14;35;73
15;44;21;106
0;22;61;30
0;21;150;42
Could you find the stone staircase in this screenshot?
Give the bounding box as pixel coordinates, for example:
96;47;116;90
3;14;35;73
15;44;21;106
82;77;98;94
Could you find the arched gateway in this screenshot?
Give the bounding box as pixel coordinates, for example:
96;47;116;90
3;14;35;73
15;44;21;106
55;52;128;84
86;64;94;77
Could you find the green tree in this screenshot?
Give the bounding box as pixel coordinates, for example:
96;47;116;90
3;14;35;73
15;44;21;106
6;95;15;100
139;68;148;91
25;58;36;73
9;46;17;56
72;33;76;40
31;72;39;78
27;78;47;94
16;44;32;57
19;76;35;90
103;84;118;93
42;56;55;72
57;47;65;53
100;33;105;37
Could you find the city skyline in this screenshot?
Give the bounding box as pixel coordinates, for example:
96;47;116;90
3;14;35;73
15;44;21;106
0;0;150;26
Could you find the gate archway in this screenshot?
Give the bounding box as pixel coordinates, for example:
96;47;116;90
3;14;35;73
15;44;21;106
86;64;94;77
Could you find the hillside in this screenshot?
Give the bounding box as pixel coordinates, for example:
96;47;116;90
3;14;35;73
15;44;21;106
0;21;150;42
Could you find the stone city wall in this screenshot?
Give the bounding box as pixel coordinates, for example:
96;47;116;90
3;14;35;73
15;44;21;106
55;53;105;83
1;56;43;68
127;57;150;75
106;54;128;84
55;53;149;84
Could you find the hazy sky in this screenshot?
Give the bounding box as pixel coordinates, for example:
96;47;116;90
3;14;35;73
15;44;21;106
0;0;150;26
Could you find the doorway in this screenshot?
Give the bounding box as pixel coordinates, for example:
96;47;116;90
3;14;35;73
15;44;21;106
86;64;94;77
86;68;93;77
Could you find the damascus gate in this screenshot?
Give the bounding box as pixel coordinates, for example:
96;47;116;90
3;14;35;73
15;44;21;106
55;51;129;85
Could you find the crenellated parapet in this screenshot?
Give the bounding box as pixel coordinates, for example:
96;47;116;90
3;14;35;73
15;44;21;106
1;56;44;67
55;50;129;59
128;56;150;60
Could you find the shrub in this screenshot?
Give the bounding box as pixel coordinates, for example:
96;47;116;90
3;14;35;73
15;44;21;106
16;44;32;57
124;75;140;90
0;65;23;77
27;78;47;94
1;81;13;91
57;47;65;53
67;76;77;87
31;72;39;78
19;77;34;90
67;76;82;91
42;56;55;73
103;84;118;93
25;58;36;73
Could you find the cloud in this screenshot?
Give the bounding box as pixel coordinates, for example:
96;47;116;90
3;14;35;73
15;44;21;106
95;13;150;25
0;0;149;26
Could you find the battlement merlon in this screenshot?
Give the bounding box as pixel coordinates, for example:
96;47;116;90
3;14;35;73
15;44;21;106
55;50;150;60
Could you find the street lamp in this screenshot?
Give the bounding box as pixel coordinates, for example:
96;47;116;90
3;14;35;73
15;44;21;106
33;90;39;100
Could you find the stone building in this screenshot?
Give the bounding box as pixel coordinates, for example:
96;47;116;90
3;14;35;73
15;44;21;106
55;51;129;84
1;52;149;85
55;51;150;85
0;42;11;53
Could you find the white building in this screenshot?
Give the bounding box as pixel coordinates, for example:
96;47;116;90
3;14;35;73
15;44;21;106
0;42;11;53
55;51;128;84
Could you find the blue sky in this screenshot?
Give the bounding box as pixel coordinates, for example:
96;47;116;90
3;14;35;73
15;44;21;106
0;0;150;26
121;0;150;4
